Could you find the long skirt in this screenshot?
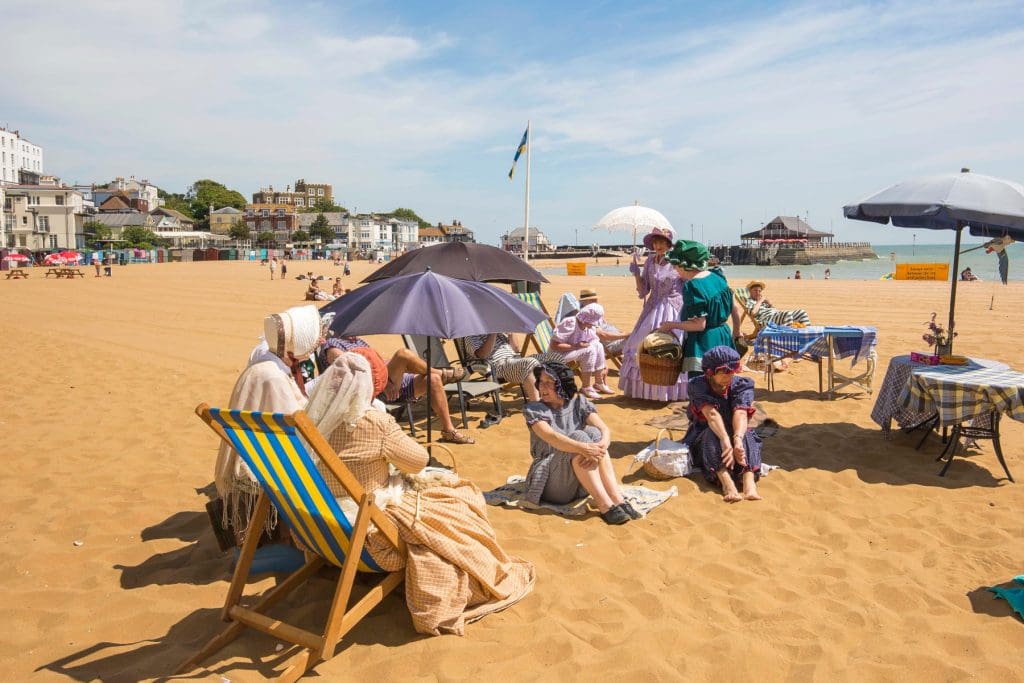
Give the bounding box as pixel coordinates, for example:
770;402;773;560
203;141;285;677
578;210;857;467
692;428;762;488
618;296;688;401
559;341;606;373
363;479;536;636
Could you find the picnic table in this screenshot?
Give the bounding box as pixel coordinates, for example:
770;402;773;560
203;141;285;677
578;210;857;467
44;267;85;279
4;268;29;279
885;358;1023;481
753;324;878;399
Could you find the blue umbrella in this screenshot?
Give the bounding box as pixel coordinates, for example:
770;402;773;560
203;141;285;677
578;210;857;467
318;270;549;443
844;168;1024;350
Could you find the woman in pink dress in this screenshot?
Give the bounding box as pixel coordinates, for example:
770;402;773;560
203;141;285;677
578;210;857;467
617;226;687;401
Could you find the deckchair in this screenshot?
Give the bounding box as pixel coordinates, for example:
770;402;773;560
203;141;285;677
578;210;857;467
732;287;764;345
402;335;504;427
178;404;405;682
513;291;554;354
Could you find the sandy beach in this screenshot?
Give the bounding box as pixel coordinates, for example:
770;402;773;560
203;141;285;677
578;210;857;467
3;259;1023;681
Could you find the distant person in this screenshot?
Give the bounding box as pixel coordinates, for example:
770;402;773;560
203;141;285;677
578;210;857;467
280;261;287;279
794;270;802;280
961;267;978;281
332;277;344;297
824;268;831;280
269;257;277;280
343;262;351;276
92;253;101;277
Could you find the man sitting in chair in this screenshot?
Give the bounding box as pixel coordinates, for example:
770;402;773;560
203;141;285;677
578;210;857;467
465;333;563;402
577;288;631;359
316;333;475;445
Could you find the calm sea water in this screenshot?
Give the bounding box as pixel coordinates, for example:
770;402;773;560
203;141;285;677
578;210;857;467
577;242;1023;281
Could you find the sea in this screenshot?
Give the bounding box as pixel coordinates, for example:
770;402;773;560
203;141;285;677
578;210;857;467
577;243;1024;282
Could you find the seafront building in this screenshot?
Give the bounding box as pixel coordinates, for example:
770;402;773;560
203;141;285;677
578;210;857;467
502;226;554;254
252;179;333;208
2;176;85;249
0;127;44;183
243;203;301;242
209;206;243;235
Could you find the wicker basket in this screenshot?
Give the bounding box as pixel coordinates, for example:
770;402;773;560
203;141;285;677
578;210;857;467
638;351;683;386
639;428;692;480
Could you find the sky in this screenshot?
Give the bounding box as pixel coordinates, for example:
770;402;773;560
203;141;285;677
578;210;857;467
4;0;1024;246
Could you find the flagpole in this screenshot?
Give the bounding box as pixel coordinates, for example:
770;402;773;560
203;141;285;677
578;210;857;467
524;120;531;262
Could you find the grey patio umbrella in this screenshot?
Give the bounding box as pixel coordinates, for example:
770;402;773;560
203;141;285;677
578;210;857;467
319;269;548;443
362;241;549;284
843;168;1024;350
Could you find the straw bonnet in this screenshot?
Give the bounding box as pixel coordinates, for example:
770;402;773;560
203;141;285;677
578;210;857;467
642;226;675;250
264;305;322;358
746;280;766;291
579;288;599;301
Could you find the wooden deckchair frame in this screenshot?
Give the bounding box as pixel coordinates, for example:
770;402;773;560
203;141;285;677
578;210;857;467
177;403;406;683
513;291;554;355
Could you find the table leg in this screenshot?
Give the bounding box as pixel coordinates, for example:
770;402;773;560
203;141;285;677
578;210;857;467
915;414;939;450
827;335;835;400
990;414;1014;483
938;424;961;476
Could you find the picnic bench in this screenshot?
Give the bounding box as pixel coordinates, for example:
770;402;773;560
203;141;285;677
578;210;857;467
45;267;85;279
4;268;29;279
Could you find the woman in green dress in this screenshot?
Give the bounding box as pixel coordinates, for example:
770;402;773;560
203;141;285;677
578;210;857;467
657;240;743;376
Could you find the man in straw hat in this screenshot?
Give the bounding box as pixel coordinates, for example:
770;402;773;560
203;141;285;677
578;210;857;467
577;288;630;358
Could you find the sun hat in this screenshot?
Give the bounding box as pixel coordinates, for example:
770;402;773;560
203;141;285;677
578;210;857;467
576;303;605;325
642;226;675;250
746;280;766;291
264;305;322;358
667;240;711;270
579;288;598;301
701;345;742;374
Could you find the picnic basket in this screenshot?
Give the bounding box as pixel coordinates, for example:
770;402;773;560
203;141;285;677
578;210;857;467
632;428;693;480
638;351;683;386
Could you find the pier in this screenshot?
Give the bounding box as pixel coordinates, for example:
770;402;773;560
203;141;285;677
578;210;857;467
709;241;877;266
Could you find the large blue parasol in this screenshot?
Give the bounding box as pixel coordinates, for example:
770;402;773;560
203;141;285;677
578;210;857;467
318;269;548;443
844;168;1024;350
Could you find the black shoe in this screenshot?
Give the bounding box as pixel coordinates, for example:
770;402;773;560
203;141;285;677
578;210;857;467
478;412;502;429
619;501;642;520
600;505;630;525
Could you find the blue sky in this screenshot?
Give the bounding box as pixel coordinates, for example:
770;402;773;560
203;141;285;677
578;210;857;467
5;0;1024;246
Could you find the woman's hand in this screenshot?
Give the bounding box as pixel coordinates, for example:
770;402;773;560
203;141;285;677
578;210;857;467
578;441;606;459
732;434;747;466
576;341;590;349
657;321;679;333
720;440;735;468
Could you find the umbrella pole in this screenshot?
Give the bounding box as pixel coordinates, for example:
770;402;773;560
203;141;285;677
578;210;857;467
425;336;433;450
948;224;963;352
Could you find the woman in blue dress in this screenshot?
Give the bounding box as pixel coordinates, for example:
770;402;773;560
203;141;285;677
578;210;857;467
681;346;763;503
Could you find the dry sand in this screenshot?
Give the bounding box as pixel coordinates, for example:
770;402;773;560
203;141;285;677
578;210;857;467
2;259;1023;681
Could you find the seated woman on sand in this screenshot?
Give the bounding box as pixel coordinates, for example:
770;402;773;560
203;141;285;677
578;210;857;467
681;346;762;503
304;353;535;636
332;277;344;297
306;279;336;301
523;361;638;525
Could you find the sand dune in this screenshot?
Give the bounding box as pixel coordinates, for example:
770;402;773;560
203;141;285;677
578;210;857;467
2;259;1022;681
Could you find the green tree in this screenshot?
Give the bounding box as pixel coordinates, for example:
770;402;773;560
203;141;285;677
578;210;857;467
291;230;311;242
157;189;195;218
184;179;248;228
83;220;112;243
389;207;430;229
256;231;277;245
309;213;334;243
228;220;251;241
121;226;167;248
300;198;347;214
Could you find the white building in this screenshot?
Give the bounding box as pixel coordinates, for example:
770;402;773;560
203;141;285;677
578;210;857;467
0;128;44;184
93;176;162;212
387;217;419;251
2;180;85;250
502;226;553;254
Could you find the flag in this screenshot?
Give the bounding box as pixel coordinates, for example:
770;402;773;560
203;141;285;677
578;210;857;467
508;126;528;180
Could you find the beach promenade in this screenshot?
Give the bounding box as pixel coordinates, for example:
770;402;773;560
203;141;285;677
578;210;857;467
3;260;1023;680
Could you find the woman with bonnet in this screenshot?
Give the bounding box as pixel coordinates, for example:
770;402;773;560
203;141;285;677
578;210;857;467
304;352;535;636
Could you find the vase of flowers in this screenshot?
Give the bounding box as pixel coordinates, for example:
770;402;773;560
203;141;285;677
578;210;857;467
923;312;957;356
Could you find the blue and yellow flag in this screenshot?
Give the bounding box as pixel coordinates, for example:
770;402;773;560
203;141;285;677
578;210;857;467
508;126;528;180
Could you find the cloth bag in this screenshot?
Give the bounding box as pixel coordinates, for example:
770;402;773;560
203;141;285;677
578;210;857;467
631;428;693;480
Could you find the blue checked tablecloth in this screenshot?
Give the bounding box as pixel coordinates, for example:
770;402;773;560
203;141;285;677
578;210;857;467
871;356;1008;433
754;324;877;365
899;364;1024;427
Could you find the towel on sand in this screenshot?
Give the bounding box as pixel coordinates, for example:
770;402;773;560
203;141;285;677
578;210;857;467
988;575;1024;622
484;476;677;518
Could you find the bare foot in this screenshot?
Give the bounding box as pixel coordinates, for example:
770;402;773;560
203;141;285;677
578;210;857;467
723;491;743;503
742;472;761;500
743;489;762;501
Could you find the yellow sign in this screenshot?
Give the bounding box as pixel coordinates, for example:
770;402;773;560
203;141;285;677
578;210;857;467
894;263;949;281
566;262;587;276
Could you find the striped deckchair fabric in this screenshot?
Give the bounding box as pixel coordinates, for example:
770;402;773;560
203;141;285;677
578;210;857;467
208;407;383;572
513;291;554;354
179;403;405;682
